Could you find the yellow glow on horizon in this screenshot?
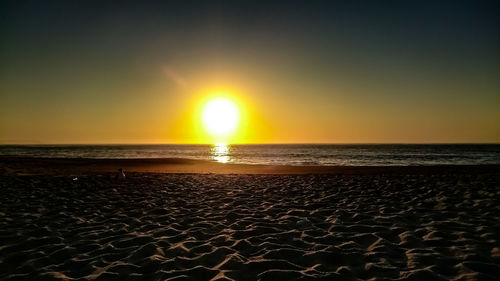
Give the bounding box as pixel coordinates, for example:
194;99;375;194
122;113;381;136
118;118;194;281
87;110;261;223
202;98;239;138
170;85;274;144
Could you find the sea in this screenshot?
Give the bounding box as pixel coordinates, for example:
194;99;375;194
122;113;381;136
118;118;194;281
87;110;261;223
1;144;500;166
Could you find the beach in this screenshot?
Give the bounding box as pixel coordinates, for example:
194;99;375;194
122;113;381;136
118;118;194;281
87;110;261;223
1;157;499;280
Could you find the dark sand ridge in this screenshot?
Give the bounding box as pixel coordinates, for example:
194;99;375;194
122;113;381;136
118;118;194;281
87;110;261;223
0;157;499;280
1;156;499;175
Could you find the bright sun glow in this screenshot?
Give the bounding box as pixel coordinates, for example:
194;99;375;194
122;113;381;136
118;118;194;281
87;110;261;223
202;98;240;138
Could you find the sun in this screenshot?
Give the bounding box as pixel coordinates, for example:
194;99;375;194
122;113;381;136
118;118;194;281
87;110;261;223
202;98;240;138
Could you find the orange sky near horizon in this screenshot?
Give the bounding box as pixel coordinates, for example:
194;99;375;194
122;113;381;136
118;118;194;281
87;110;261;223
2;70;499;144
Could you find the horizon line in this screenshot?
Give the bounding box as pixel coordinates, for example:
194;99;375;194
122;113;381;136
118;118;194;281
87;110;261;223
1;142;499;146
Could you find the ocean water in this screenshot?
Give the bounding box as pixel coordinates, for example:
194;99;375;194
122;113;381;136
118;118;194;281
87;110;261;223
1;144;499;166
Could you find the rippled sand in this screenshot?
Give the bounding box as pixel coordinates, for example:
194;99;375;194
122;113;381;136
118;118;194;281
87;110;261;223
1;172;499;280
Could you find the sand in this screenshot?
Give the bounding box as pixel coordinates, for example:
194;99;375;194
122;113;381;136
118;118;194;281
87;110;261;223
1;156;499;175
0;158;499;280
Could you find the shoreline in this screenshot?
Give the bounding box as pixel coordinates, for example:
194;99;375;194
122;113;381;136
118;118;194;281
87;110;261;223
1;156;499;175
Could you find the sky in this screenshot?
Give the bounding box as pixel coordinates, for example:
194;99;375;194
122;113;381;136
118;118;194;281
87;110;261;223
1;0;499;144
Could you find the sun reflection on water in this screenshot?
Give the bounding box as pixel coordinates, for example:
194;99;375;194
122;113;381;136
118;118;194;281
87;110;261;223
211;143;231;163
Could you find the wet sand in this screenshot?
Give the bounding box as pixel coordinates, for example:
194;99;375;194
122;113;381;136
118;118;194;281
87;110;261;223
0;157;499;280
1;156;499;175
